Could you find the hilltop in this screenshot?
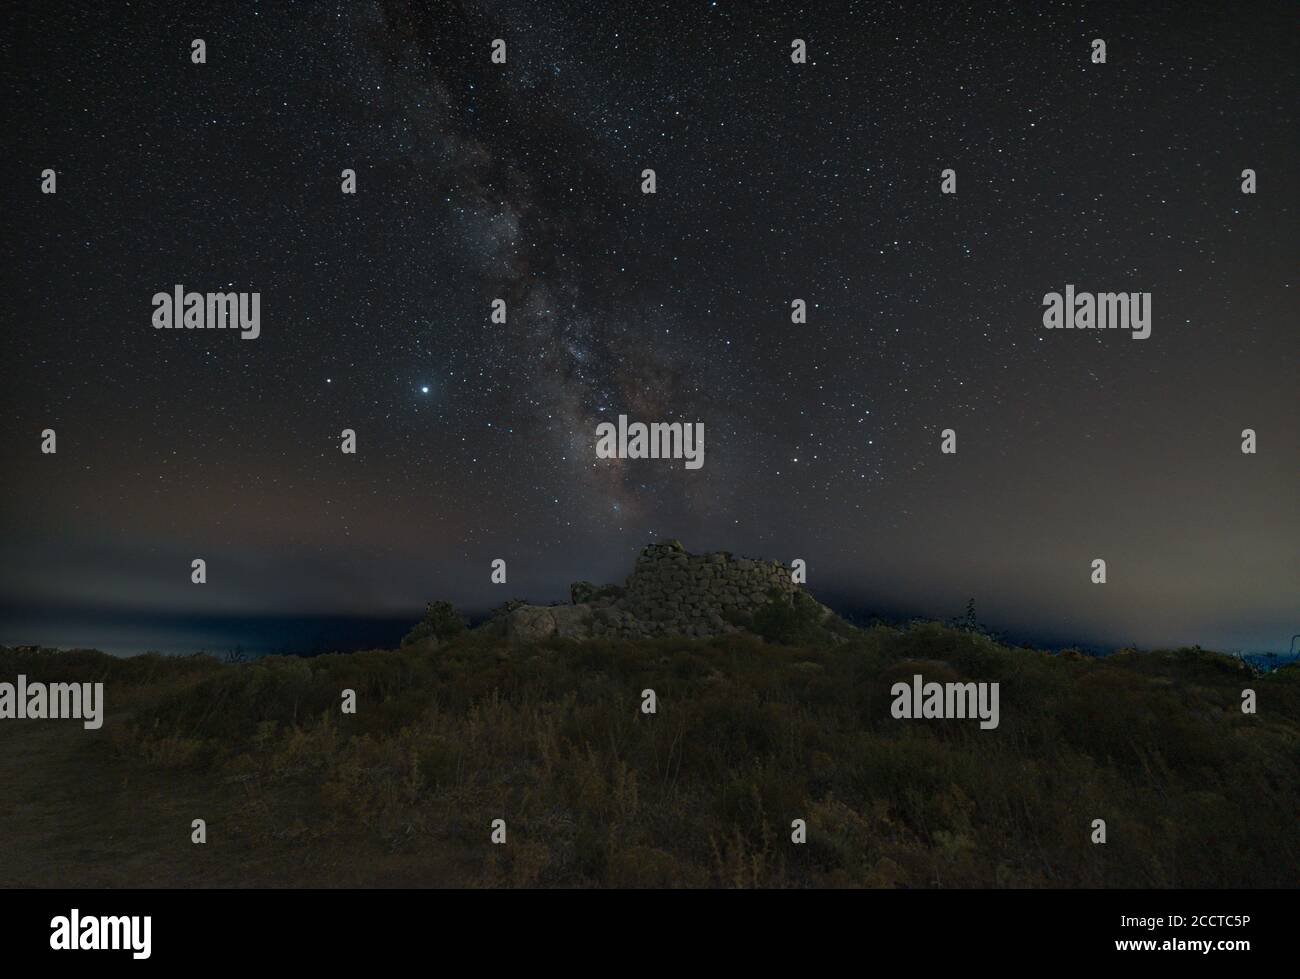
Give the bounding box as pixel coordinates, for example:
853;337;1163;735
0;618;1296;888
403;540;855;648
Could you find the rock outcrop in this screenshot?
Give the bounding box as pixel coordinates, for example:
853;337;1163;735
486;540;842;642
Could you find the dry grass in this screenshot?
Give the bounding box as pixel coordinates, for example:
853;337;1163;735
1;625;1296;887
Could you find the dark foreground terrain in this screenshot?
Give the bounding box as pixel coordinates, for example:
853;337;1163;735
1;625;1296;887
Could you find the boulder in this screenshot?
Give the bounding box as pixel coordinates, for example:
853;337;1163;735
504;606;556;641
551;605;594;638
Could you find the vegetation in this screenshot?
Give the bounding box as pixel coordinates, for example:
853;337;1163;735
743;588;824;645
569;581;626;604
400;601;466;647
1;623;1296;887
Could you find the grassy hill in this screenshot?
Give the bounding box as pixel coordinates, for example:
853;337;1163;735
1;623;1297;887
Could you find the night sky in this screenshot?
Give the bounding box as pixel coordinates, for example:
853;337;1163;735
3;1;1296;655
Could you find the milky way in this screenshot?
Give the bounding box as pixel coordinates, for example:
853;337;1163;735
2;1;1296;654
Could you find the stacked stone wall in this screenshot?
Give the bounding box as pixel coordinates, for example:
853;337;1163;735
615;540;798;638
496;540;817;641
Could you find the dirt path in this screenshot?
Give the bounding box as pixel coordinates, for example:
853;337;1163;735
0;709;475;887
0;712;221;886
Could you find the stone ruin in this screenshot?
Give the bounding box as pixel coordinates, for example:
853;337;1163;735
485;540;839;641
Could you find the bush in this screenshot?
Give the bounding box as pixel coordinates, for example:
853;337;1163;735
12;621;1299;888
569;581;626;604
752;589;829;645
401;600;466;647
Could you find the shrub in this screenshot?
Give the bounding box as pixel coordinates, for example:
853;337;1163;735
752;589;828;645
13;621;1300;888
401;600;466;647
